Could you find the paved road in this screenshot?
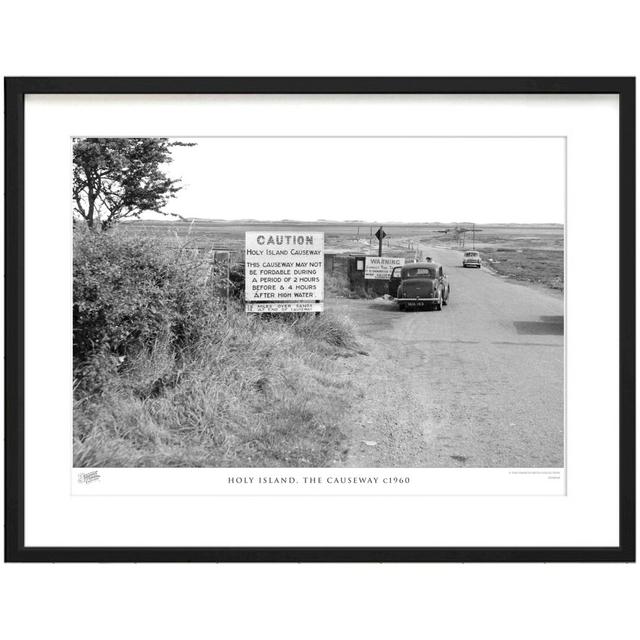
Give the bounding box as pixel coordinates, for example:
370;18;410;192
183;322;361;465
330;247;564;468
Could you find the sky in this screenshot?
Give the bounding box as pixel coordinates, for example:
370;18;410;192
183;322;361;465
156;137;565;225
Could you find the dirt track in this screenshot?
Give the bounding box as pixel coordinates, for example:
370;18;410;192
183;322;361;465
330;247;564;468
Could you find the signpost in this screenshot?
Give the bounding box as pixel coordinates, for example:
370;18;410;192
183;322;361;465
364;256;405;280
375;226;386;257
244;232;324;313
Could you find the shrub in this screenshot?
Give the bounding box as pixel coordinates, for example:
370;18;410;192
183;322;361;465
74;300;362;468
73;228;367;467
324;271;352;297
324;270;377;299
73;228;222;391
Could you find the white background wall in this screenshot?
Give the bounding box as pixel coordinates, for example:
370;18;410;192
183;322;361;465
1;2;638;638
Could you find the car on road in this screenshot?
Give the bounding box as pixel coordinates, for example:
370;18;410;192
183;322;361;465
462;250;482;268
393;262;450;311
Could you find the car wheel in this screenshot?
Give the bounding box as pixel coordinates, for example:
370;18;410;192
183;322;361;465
398;303;405;312
434;292;442;311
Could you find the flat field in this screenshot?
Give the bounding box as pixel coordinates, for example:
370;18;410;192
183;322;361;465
469;230;564;291
121;220;564;290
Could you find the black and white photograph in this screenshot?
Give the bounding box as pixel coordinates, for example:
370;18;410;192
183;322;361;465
72;135;565;471
2;2;638;636
7;77;632;564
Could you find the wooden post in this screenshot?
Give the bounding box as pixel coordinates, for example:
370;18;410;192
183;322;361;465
225;256;230;315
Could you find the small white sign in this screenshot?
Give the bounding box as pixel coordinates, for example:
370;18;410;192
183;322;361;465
245;232;324;312
364;256;405;280
245;302;324;313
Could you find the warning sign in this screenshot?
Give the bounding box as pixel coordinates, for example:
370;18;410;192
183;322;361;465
364;256;405;280
245;232;324;312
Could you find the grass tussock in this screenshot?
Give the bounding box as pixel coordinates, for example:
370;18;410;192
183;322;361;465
291;313;359;349
74;228;363;467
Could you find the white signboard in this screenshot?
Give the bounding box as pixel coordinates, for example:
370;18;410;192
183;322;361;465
245;232;324;312
364;256;405;280
245;301;323;313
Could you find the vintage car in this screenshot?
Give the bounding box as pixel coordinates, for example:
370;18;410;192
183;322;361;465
388;265;403;298
462;250;482;268
391;262;450;311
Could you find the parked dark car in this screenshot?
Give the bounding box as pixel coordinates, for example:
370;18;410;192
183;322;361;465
388;265;403;298
393;262;450;311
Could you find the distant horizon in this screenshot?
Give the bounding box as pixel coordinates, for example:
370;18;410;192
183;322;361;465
126;218;564;227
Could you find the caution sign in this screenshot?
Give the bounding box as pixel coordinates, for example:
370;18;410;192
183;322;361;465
245;232;324;312
364;256;405;280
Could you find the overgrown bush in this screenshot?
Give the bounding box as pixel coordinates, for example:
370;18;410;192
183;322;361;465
73;228;366;467
324;271;353;298
74;310;360;467
73;227;222;391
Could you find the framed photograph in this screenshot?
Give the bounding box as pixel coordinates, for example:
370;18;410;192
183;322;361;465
4;77;635;562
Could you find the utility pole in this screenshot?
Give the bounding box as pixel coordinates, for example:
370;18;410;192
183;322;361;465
472;223;476;249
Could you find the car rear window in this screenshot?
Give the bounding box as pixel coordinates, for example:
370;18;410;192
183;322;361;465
465;252;479;257
403;267;436;278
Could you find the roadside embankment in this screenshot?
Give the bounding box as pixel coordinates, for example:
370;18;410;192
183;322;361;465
73;228;365;468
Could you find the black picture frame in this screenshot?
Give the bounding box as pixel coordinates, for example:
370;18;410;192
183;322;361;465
4;77;635;563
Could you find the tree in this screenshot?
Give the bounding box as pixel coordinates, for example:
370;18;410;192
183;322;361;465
72;138;194;230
